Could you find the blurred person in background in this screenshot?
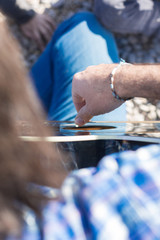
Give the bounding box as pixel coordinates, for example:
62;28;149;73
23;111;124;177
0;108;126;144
31;12;126;122
94;0;160;37
0;0;55;50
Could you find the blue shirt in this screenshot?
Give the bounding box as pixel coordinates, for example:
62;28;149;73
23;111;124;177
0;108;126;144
12;144;160;239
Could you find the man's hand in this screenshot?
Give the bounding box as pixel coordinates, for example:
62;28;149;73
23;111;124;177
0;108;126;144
72;64;123;126
20;13;55;50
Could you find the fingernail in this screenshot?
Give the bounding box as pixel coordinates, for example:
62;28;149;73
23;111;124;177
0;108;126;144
75;117;85;126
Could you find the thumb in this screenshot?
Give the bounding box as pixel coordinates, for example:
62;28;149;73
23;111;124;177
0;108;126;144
75;105;93;126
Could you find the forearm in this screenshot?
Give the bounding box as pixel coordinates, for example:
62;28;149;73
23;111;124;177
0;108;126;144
115;64;160;100
72;63;160;126
0;0;35;24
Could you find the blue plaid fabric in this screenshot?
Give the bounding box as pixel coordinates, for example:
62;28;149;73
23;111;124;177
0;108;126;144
18;144;160;239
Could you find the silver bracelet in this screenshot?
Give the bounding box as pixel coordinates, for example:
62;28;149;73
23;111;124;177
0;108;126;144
110;58;132;101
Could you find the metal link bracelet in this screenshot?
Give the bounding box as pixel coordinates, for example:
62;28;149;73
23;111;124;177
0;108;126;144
110;58;132;101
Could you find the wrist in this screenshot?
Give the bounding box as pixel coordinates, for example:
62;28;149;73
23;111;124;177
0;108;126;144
114;64;160;100
110;59;132;101
114;65;132;100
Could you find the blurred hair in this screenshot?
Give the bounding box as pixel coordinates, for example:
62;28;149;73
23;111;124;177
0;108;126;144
0;22;66;238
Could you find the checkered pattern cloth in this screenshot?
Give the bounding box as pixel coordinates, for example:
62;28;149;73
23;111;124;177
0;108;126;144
15;144;160;239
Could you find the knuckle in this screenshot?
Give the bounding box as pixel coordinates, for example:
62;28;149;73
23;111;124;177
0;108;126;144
73;72;82;81
86;65;93;71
